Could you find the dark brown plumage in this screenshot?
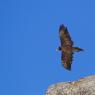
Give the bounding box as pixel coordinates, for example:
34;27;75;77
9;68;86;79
57;24;83;70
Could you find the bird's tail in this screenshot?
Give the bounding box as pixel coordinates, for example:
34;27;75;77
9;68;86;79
73;47;84;52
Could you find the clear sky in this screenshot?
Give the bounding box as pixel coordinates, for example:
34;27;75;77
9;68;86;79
0;0;95;95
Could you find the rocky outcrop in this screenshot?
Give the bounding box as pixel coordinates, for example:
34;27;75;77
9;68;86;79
45;75;95;95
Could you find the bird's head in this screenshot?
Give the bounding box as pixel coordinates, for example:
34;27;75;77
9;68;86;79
56;46;62;51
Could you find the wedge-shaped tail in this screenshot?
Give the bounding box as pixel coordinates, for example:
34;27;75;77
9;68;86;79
73;47;83;52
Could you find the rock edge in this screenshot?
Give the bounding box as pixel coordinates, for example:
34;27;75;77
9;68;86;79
45;75;95;95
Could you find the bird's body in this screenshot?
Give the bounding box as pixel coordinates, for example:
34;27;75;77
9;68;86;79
57;24;83;70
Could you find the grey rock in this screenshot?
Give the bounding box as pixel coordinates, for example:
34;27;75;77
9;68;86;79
45;75;95;95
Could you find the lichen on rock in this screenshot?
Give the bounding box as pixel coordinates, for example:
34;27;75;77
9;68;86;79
45;75;95;95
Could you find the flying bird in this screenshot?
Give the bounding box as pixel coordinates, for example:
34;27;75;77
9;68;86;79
57;24;83;70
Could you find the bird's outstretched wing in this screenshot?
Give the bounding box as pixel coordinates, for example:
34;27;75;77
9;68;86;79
59;25;73;47
61;51;73;70
59;24;74;70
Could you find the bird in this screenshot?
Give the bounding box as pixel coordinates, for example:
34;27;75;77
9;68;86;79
56;24;83;71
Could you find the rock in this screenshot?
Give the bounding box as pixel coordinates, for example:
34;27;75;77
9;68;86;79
45;75;95;95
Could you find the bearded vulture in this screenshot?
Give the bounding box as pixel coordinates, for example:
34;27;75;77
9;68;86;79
57;24;83;70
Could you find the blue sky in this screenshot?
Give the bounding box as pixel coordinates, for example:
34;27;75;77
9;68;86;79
0;0;95;95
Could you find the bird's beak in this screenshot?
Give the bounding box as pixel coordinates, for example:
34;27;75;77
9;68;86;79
56;48;58;52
